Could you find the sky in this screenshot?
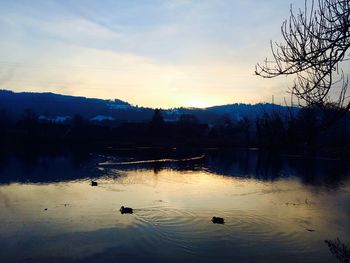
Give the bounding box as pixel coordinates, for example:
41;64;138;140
0;0;307;108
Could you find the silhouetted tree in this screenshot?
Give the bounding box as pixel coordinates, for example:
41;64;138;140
151;109;164;126
21;108;37;123
256;0;350;122
256;112;286;149
179;114;198;125
236;117;251;144
19;109;38;133
296;107;319;150
71;114;86;128
0;108;11;145
286;116;301;147
149;109;165;136
216;114;232;127
0;108;11;128
256;113;271;147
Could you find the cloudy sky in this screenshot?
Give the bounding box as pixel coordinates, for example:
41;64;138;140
0;0;306;108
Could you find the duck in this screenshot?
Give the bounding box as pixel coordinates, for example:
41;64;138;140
212;216;225;224
91;181;98;186
120;206;133;214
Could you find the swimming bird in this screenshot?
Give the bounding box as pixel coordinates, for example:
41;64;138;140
212;216;224;224
91;181;98;186
120;206;133;214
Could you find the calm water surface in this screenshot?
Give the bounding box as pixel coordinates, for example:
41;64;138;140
0;150;349;262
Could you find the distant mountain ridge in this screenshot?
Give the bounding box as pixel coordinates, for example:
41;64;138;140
0;90;297;124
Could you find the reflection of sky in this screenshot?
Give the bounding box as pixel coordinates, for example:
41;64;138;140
0;0;308;108
0;169;349;261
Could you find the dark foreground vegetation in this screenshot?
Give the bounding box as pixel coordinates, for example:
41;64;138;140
0;106;349;158
325;238;350;263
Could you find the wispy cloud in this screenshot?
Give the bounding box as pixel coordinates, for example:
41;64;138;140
0;0;306;107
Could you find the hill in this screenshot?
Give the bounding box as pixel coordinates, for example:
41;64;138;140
0;89;296;124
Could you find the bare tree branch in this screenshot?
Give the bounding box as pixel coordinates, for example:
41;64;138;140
256;0;350;121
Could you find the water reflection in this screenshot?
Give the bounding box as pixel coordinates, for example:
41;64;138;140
0;149;348;188
0;152;98;184
0;149;349;262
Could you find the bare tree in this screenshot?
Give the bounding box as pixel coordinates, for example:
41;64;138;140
256;0;350;121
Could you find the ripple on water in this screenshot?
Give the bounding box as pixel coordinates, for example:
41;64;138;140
127;207;319;259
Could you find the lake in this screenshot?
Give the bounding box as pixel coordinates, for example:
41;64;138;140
0;149;349;262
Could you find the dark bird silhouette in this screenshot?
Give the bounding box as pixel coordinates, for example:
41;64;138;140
120;206;133;214
212;216;224;224
91;181;98;186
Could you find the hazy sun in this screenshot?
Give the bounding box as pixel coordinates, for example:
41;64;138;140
185;99;214;108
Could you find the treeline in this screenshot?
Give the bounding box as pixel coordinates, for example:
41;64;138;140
0;107;349;155
255;107;349;154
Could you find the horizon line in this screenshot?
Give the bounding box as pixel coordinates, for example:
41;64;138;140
0;88;293;110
